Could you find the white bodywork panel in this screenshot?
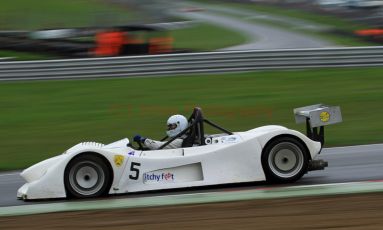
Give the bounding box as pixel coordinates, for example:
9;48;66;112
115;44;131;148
17;126;322;200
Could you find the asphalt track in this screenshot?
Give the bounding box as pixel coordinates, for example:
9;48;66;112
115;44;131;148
0;144;382;208
171;1;335;50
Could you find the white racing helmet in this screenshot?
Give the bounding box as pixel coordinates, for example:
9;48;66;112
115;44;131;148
166;114;188;137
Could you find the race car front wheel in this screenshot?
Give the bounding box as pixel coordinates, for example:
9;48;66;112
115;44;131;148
262;136;309;183
64;154;112;198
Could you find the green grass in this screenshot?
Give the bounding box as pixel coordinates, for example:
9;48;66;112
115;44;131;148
0;0;137;60
0;50;55;61
172;23;249;51
0;0;138;30
1;67;383;170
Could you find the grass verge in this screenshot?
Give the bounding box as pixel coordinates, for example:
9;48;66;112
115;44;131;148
0;0;138;30
0;67;382;170
0;50;54;61
172;22;249;51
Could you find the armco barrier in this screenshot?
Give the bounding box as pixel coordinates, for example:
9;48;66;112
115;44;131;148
0;46;382;81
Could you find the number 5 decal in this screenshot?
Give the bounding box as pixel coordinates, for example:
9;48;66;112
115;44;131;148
129;162;141;180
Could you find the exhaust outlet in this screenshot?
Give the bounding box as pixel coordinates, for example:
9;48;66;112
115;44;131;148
308;159;328;171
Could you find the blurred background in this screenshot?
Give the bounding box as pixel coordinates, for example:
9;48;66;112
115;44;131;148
0;0;383;60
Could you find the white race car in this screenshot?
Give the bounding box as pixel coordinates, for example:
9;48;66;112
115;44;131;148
17;105;342;200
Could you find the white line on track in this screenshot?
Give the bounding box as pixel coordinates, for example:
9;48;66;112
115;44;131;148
0;173;20;177
324;143;383;150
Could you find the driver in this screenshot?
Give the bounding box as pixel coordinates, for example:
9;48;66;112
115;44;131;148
133;114;188;150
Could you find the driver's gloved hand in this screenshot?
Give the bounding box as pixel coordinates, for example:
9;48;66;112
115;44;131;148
133;134;146;143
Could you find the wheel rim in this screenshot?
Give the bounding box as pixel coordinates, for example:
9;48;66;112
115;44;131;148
268;142;304;178
68;160;105;196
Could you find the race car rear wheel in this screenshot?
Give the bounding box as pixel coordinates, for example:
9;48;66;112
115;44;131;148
64;154;112;198
262;136;309;183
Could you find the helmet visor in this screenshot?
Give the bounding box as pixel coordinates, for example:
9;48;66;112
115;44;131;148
167;123;177;131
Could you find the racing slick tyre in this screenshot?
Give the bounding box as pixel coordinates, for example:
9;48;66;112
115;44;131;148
64;154;112;198
261;136;309;183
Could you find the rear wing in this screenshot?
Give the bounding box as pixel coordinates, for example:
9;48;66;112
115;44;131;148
294;104;342;145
